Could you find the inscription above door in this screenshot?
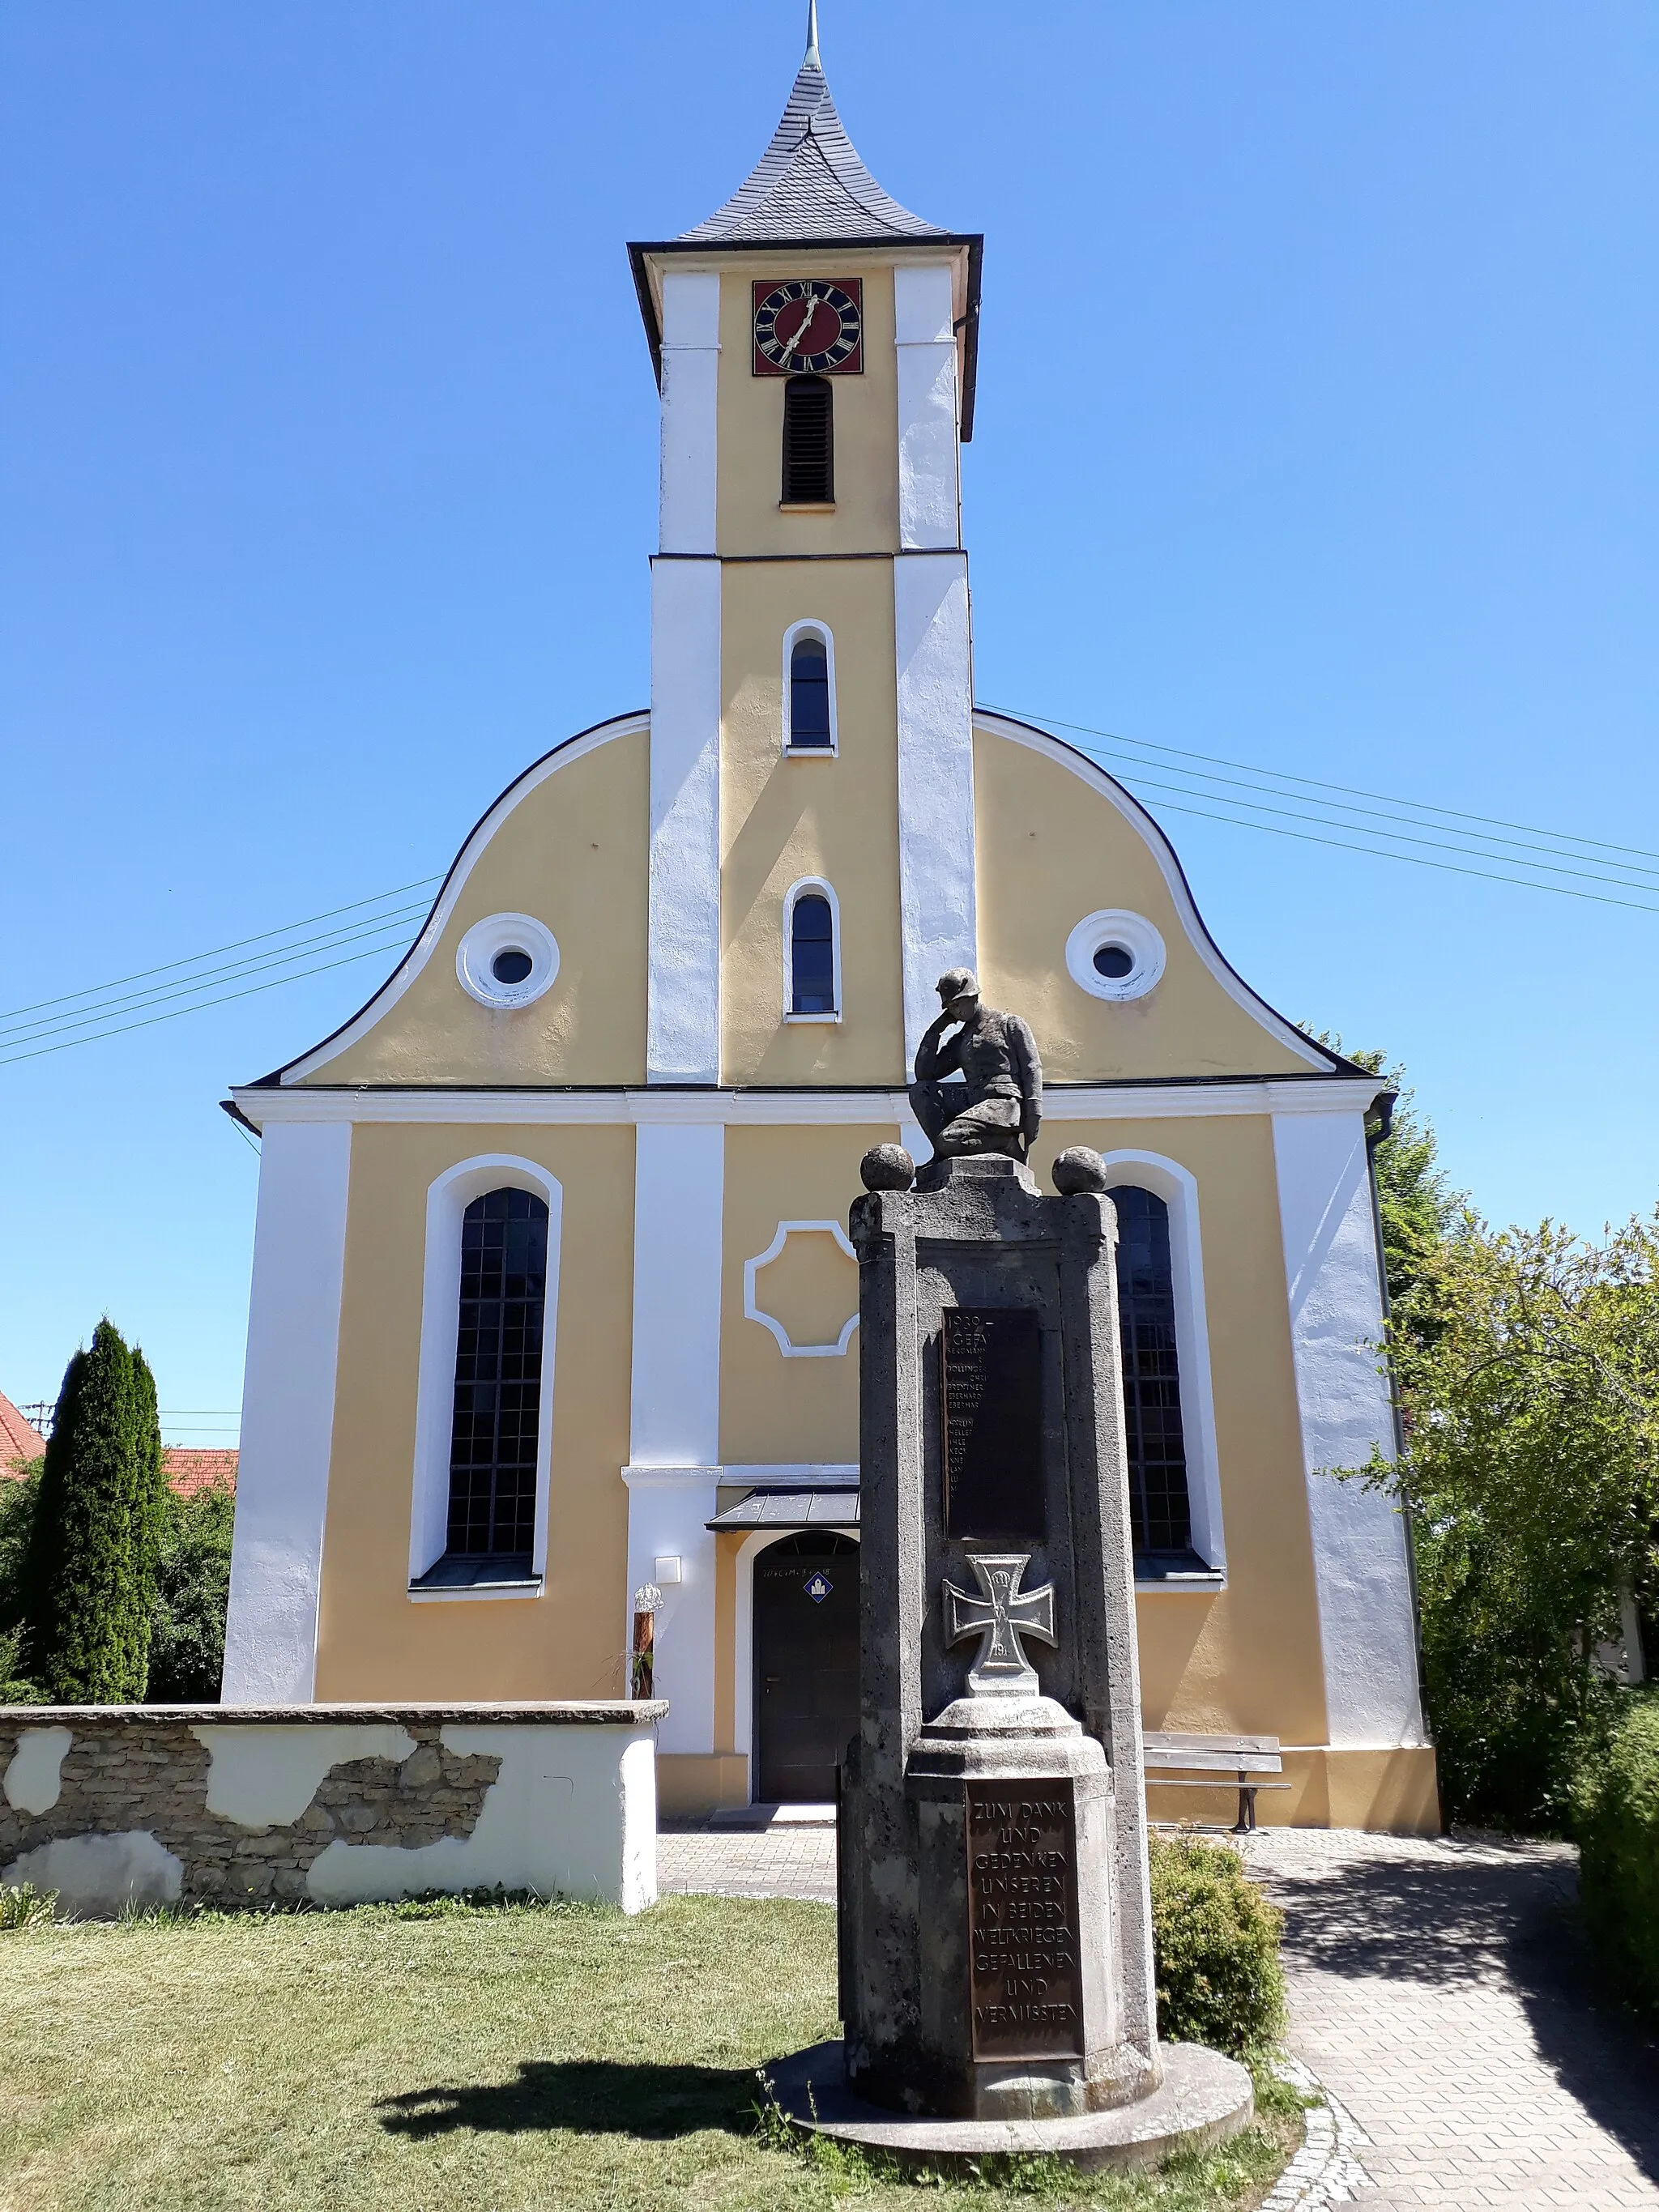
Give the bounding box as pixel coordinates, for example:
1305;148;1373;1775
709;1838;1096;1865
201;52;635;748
941;1307;1045;1541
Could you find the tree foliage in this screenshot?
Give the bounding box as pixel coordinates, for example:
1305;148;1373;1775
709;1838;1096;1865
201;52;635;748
146;1485;234;1703
1368;1209;1659;1829
19;1321;168;1703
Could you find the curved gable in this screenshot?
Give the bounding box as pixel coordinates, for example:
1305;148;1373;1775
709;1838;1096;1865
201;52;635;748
974;714;1337;1083
274;714;648;1089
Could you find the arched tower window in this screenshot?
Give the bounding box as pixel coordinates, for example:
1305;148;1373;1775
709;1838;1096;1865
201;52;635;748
787;884;838;1017
1112;1185;1192;1560
447;1187;549;1564
787;629;834;750
782;375;834;505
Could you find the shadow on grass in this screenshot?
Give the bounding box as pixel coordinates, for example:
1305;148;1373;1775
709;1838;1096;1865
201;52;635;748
377;2059;760;2142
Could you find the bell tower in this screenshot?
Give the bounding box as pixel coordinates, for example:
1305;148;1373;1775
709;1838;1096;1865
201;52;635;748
629;6;984;1087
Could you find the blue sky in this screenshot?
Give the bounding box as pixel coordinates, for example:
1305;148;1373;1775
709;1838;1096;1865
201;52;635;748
2;2;1655;1440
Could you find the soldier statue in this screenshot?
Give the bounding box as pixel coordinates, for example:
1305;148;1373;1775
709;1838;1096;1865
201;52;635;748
908;968;1043;1164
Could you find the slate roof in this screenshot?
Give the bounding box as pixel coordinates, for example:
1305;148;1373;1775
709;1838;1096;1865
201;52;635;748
678;40;944;246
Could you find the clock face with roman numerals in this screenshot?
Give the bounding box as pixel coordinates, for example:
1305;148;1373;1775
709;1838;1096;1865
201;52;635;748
753;278;864;377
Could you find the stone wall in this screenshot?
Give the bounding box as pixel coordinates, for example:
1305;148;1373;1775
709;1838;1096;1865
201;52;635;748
0;1701;664;1916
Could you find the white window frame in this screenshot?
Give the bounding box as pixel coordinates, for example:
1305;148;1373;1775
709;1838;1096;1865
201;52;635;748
733;1524;860;1788
783;876;842;1025
781;620;838;756
1095;1150;1226;1577
407;1154;563;1596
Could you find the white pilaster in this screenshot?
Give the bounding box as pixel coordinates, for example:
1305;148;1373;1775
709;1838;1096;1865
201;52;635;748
647;273;723;1086
657;270;720;554
222;1121;352;1703
893;263;962;550
625;1121;725;1754
1273;1110;1425;1749
894;551;978;1069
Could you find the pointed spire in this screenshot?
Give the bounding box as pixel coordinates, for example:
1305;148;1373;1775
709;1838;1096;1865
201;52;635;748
677;15;942;244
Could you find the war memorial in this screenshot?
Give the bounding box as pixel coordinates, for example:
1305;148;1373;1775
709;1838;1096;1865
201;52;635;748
768;975;1254;2170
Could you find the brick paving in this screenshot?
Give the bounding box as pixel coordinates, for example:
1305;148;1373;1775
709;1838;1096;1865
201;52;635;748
659;1817;1659;2209
1240;1826;1659;2210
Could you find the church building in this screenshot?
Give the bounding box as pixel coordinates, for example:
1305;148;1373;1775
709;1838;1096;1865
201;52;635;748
222;17;1437;1832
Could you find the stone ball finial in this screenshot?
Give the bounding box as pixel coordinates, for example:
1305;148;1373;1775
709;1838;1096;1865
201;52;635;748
860;1143;916;1192
1052;1145;1111;1196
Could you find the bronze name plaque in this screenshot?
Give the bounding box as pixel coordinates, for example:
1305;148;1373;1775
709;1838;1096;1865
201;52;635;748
965;1779;1083;2061
941;1306;1044;1540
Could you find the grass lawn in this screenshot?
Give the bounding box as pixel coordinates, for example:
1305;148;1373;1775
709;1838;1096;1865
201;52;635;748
0;1894;1302;2210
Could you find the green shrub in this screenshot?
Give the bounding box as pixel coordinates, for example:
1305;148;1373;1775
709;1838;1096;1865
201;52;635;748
1149;1834;1286;2055
0;1882;57;1930
1575;1691;1659;2016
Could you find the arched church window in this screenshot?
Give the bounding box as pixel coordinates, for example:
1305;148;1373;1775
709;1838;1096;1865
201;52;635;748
788;633;833;748
1111;1186;1193;1560
446;1187;549;1565
783;375;834;505
788;889;837;1016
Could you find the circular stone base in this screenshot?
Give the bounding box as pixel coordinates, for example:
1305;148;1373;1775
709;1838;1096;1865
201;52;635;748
762;2041;1255;2175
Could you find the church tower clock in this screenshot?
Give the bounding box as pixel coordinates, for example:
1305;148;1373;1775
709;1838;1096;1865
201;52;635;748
628;3;984;1088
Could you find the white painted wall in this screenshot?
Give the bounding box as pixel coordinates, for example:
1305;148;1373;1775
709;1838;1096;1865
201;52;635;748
0;1720;658;1915
222;1121;352;1704
893;264;961;551
1273;1110;1425;1748
625;1120;725;1754
305;1724;658;1912
2;1728;72;1815
894;551;978;1068
193;1724;417;1826
657;270;720;555
647;557;723;1084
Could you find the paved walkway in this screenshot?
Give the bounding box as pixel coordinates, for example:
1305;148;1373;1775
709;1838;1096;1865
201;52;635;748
659;1818;1659;2210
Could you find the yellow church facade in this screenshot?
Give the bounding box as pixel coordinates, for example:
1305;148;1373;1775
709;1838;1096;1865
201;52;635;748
223;25;1438;1833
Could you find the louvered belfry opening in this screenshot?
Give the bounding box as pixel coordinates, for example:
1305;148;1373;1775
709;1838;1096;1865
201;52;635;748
1111;1185;1193;1558
446;1187;548;1565
783;374;834;504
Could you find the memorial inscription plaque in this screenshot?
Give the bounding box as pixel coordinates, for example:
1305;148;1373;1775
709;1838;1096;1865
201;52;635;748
965;1778;1083;2061
941;1307;1044;1539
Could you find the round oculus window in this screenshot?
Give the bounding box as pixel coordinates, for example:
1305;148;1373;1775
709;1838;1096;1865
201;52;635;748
1065;910;1166;1003
456;914;560;1009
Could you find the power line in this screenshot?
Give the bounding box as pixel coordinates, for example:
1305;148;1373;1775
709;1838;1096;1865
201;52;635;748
0;876;444;1025
0;936;422;1069
999;708;1659;872
0;906;432;1051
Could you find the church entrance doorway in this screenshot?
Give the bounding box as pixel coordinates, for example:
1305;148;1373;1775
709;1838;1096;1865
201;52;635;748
752;1532;859;1803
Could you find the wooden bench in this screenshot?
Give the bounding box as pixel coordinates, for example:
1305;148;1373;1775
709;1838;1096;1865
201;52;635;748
1141;1732;1290;1832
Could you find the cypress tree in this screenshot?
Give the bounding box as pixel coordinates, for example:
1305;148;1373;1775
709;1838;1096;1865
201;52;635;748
125;1346;166;1695
23;1320;157;1703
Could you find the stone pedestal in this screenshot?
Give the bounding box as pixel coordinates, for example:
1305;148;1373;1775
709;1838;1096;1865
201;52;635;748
838;1153;1161;2122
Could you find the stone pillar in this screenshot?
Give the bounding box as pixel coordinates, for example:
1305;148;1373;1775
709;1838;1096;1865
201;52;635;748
841;1153;1157;2120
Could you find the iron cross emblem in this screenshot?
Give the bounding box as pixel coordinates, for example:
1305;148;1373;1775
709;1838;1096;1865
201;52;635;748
943;1551;1057;1698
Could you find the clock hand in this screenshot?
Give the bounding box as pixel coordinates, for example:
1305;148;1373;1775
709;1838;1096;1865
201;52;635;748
779;287;820;360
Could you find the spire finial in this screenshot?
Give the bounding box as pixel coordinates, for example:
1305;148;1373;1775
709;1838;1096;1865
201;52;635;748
804;0;821;66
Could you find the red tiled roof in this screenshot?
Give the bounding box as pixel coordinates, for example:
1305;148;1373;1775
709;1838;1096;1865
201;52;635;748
0;1392;46;1472
162;1447;238;1498
0;1400;236;1497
